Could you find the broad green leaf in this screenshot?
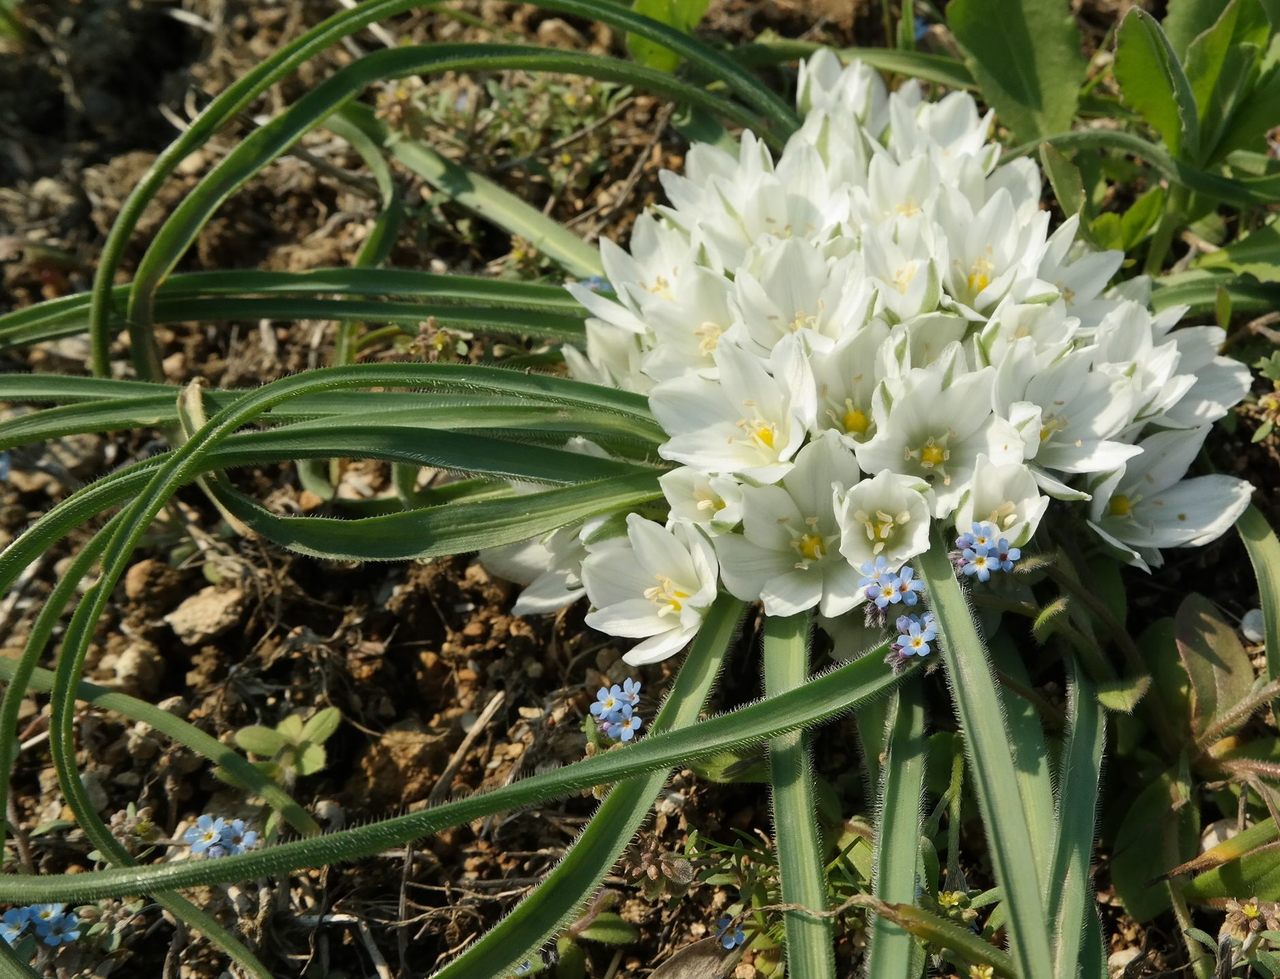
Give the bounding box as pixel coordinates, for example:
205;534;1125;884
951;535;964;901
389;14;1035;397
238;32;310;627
1152;269;1280;314
1185;828;1280;900
300;706;342;745
1175;592;1255;741
277;714;305;743
1091;185;1166;251
295;743;327;776
1114;9;1202;160
1195;215;1280;278
1111;766;1199;921
578;913;641;945
234;726;289;756
1164;0;1233;58
628;0;711;72
1185;0;1271;159
946;0;1086;143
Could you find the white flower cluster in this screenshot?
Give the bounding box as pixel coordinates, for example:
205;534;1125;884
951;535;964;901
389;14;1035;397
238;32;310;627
489;51;1255;665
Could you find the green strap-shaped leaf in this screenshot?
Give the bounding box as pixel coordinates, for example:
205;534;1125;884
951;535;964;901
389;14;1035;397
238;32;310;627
1238;505;1280;723
1114;8;1202;161
916;534;1054;977
946;0;1086;143
0;649;912;903
1047;661;1105;979
86;0;798;377
124;43;781;375
431;596;744;978
211;471;663;561
867;680;927;978
762;613;835;978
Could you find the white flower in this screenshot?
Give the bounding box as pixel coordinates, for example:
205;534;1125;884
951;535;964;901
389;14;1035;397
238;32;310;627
1150;325;1252;429
856;348;1023;516
1087;427;1254;570
952;457;1049;547
660;467;744;534
650;339;812;483
479;526;587;616
796;48;888;135
581;515;720;665
837;469;932;570
714;433;863;617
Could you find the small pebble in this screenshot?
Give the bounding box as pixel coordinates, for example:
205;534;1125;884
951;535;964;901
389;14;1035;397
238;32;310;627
1243;608;1265;643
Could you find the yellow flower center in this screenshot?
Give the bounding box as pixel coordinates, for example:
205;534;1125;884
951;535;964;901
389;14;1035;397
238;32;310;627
796;533;826;562
1108;494;1132;518
966;256;995;297
644;575;689;617
841;402;870;436
694;321;722;356
754;424;776;449
891;262;918;293
694;489;725;514
920;443;947;468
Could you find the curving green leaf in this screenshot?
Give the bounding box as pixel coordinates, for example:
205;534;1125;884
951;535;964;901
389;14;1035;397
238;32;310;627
0;646;911;903
946;0;1086;143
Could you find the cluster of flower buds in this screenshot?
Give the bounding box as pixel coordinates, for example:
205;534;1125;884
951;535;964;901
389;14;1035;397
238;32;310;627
590;678;643;742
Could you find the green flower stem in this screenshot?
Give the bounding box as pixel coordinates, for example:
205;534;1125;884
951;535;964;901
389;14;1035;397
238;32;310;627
0;645;912;903
916;532;1054;978
867;678;928;978
431;596;745;978
762;613;835;978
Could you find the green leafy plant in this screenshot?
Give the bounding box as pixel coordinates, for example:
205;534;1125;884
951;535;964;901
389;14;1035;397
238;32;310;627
0;4;1277;979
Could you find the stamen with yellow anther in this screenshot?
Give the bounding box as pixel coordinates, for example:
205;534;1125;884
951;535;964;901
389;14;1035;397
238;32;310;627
906;435;952;484
644;575;689;618
852;507;913;555
734;411;779;454
694;488;726;515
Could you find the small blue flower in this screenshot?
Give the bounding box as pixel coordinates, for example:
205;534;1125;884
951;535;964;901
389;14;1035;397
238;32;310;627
994;539;1021;572
220;819;259;857
857;556;891;591
956;521;998;555
26;904;64;928
590;685;622;721
618;677;642;708
34;910;79;946
715;915;746;950
894;613;937;658
601;704;642;742
184;814;228;856
893;566;924;606
959;547;993;582
0;908;30;946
